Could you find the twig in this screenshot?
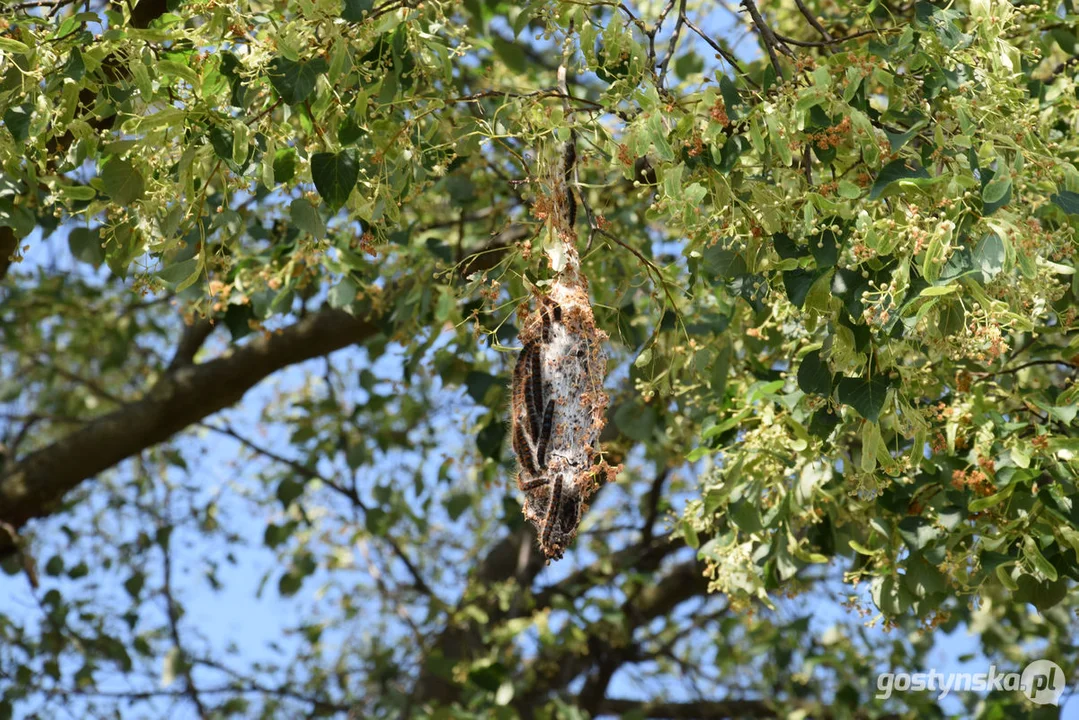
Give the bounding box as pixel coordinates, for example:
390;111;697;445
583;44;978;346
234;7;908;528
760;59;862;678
794;0;833;44
161;520;211;719
648;0;678;64
43;358;126;405
640;467;671;545
595;227;684;337
741;0;790;80
681;13;758;88
303;99;326;144
656;0;687;87
200;422;437;599
4;0;73;10
972;359;1079;383
774;28;882;47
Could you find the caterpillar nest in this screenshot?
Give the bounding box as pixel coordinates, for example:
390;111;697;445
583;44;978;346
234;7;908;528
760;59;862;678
511;268;617;561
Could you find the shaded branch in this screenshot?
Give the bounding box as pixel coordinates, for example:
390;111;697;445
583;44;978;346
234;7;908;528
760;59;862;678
0;226;17;282
0;306;381;557
167;318;216;371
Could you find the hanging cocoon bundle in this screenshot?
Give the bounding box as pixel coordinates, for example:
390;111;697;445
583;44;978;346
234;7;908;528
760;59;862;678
510;136;618;561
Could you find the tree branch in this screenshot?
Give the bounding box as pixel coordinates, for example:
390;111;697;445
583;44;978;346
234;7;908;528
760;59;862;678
0;306;380;557
167;318;216;371
794;0;833;44
656;0;687;87
0;226;16;282
741;0;791;79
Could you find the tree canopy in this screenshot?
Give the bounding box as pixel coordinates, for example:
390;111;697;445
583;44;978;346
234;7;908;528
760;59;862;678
1;0;1079;717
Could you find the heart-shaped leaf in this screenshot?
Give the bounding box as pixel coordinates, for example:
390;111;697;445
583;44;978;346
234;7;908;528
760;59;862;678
311;150;360;210
797;350;833;396
101;158;145;205
267;57;329;105
838;374;891;421
868;159;930;200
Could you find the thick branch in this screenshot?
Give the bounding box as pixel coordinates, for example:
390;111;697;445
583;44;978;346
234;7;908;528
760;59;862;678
0;307;379;556
167;318;216;371
528;559;713;713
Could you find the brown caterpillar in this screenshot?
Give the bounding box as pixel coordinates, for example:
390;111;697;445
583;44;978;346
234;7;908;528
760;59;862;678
536;399;554;469
540;473;563;550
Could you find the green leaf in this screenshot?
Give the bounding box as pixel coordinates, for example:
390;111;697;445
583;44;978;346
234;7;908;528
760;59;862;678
980;168;1011;215
44;555;64;576
904;553;946;598
681;519;700;549
967;486;1013;512
476;418;504;459
341;0;373;21
62;48;85;81
647;114;674;162
310;150;360;210
158;257;202;290
783;268;821;308
772;232;806;260
124;572;145;598
339;113;365;146
701;246;745;279
898;516;941;551
1051;190;1079;215
465;371;497;404
797;350;833;396
446;492;471;521
68;227;104;268
615;400;657;442
290;198;326;238
673;51;704;79
1023;538;1058;582
1014;574;1067;611
808;225;840;268
491;37;527;74
278;571;304;596
919;284;958;297
329;277;358;310
266;56;329;105
837;374;890;421
868;159;930;200
2;104;32;142
100;158;146;204
277;478;305;507
265;151;294;189
973;233;1006;278
719;76;742;120
915;2;972;49
634;346;653;368
982;175;1009;204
